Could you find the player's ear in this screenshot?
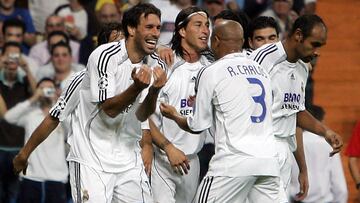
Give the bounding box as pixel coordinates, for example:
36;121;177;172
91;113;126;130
128;26;136;37
179;27;186;38
294;28;303;43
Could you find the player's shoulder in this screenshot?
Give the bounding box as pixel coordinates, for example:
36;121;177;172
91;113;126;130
89;41;125;62
147;52;167;70
249;41;285;64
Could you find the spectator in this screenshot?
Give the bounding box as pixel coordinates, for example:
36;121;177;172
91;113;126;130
2;20;39;75
29;16;80;66
0;0;36;47
0;41;36;203
150;0;181;46
204;0;225;20
346;120;360;203
55;0;88;41
4;78;69;203
289;105;348;203
36;41;84;90
97;2;122;24
260;0;298;39
28;0;67;33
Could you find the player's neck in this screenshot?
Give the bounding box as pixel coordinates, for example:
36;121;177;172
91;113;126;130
181;44;201;63
126;40;146;64
282;40;299;63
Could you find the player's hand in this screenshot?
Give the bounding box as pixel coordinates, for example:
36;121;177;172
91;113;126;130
157;46;174;66
160;103;178;120
141;143;153;177
13;152;28;175
164;144;190;175
324;129;343;156
132;65;151;90
294;171;309;201
151;66;167;90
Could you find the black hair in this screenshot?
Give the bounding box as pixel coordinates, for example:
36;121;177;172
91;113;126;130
97;22;123;46
2;18;26;34
50;41;72;55
289;14;327;39
122;3;161;38
213;9;250;48
2;41;21;55
248;16;280;39
307;105;325;121
171;6;209;58
47;30;70;44
37;77;56;88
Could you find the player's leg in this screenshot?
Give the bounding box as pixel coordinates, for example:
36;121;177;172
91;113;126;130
194;175;256;203
151;150;176;203
276;137;293;203
247;176;280;203
175;154;200;203
112;152;153;203
69;161;115;203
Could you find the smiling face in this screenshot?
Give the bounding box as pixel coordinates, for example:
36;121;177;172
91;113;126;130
296;24;327;63
180;13;210;53
131;13;161;56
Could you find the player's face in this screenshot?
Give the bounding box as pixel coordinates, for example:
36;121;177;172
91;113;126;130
181;13;210;53
133;13;161;55
297;24;327;63
249;27;279;50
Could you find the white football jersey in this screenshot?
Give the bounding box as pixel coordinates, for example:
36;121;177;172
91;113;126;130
188;52;279;177
151;53;213;155
249;42;308;138
51;40;166;173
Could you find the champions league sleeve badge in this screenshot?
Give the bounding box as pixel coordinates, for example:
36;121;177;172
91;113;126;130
98;76;109;90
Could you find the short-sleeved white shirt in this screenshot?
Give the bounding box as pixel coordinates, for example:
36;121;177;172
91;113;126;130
151;54;212;155
56;40;164;173
249;42;308;138
188;52;279;177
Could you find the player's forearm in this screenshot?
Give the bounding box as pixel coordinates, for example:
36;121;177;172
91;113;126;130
297;110;327;137
172;114;197;134
101;84;143;118
149;118;171;151
19;115;59;159
136;87;161;122
293;127;308;173
140;129;153;148
349;157;360;184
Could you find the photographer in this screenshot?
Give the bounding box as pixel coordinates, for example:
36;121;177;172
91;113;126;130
0;41;37;203
4;78;68;203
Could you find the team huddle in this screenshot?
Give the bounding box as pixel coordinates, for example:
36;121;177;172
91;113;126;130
12;3;343;203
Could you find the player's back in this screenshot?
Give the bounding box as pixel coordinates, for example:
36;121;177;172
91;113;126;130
195;52;279;177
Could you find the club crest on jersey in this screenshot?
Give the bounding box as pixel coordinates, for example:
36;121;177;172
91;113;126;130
55;98;66;110
98;76;108;90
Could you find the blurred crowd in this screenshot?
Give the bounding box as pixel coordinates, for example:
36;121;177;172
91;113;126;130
0;0;355;203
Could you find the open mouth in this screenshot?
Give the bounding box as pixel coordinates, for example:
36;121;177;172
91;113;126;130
145;39;157;49
199;36;208;44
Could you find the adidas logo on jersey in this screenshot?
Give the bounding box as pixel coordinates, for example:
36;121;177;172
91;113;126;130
191;76;197;82
290;73;295;80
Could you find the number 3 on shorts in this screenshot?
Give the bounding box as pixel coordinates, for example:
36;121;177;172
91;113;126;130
246;78;267;123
